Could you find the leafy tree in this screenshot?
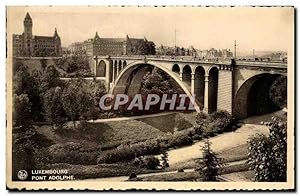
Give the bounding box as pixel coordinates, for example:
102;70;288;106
55;54;91;76
13;64;32;95
141;67;182;96
39;65;62;92
87;80;106;106
131;40;156;55
13;65;44;122
13;93;32;129
247;117;287;182
269;76;287;108
61;79;93;128
44;87;66;129
196;140;224;181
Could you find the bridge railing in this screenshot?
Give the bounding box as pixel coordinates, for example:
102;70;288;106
108;55;234;64
106;55;286;66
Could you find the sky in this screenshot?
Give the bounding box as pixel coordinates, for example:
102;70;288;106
7;6;294;53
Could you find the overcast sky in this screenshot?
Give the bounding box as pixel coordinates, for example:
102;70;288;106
7;6;293;53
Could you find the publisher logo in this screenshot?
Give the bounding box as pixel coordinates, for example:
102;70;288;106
17;170;28;180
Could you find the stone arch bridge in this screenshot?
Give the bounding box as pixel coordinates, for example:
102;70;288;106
93;55;287;119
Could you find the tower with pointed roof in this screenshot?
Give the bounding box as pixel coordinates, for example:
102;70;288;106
23;12;33;56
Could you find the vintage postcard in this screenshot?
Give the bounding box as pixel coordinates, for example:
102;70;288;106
6;6;295;191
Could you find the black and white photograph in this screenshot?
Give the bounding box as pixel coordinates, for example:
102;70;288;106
5;6;295;191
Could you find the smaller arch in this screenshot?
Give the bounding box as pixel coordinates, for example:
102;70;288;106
208;67;219;113
96;60;106;77
118;60;122;72
123;60;127;68
193;65;205;73
182;65;192;84
194;66;206;110
114;60;118;80
172;64;180;74
207;65;219;76
108;60;113;82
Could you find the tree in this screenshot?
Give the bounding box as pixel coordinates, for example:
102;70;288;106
55;54;91;76
13;93;32;129
13;64;32;95
247;117;287;182
87;80;106;106
61;79;93;128
13;65;45;122
141;67;181;95
269;76;287;108
44;87;66;129
196;140;224;181
39;65;62;92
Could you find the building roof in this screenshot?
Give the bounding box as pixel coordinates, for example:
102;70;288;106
34;35;56;41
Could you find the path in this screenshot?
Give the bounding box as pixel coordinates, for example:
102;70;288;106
167;124;269;167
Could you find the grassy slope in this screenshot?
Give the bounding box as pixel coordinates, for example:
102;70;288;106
35;112;194;148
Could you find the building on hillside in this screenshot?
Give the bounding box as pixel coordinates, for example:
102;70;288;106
12;12;62;57
156;45;196;56
68;32;155;56
195;48;233;59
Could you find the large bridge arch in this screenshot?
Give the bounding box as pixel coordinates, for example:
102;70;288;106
109;61;201;112
233;73;285;119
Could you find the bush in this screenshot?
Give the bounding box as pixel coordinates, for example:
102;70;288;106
97;129;195;164
196;110;235;137
132;155;160;170
247;117;287;182
12;128;53;180
169;131;193;148
49;142;99;165
143;156;161;169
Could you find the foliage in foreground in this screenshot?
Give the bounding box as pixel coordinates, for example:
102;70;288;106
195;110;237;137
133;156;161;170
195;140;225;181
247;117;287;182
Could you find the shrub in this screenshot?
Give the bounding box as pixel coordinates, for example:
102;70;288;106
169;131;193;147
143;156;161;170
12;128;53;180
97;128;194;164
196;110;235;137
247;117;287;182
49;142;99;165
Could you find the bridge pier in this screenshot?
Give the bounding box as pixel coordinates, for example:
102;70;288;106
191;73;195;96
203;74;209;113
179;71;183;81
112;63;115;84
